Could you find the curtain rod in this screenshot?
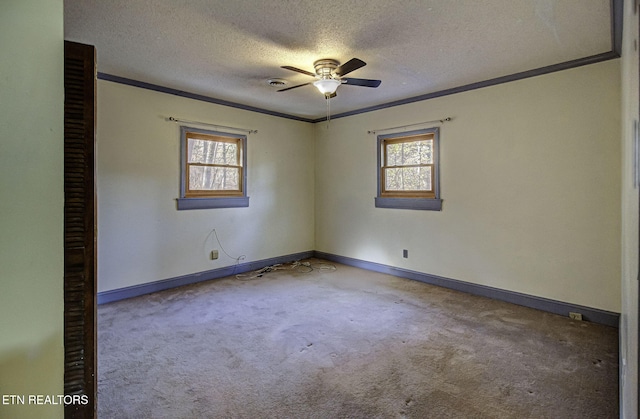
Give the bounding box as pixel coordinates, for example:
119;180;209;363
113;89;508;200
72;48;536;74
167;116;258;134
367;117;452;135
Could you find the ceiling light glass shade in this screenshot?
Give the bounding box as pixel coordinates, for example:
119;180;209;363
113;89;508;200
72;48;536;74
313;78;341;95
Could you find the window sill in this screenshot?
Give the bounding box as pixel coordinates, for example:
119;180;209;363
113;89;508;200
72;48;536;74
375;197;442;211
177;196;249;210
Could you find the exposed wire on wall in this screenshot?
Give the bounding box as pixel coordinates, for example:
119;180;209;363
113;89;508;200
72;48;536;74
167;116;258;134
204;229;246;273
235;260;337;281
367;117;452;135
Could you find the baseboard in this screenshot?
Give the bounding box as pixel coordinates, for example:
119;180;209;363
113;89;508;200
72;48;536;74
314;251;620;328
97;251;314;304
98;249;620;328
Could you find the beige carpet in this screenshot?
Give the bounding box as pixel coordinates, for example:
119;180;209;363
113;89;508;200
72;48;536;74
98;259;618;418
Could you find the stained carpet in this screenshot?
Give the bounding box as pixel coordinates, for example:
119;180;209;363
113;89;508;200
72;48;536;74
98;259;618;418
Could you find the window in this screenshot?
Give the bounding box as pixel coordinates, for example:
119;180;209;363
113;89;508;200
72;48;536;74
375;128;442;211
177;127;249;210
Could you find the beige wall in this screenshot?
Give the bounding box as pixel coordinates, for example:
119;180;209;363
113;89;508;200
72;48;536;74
100;60;622;312
97;81;315;292
620;0;639;416
315;60;621;313
0;1;64;418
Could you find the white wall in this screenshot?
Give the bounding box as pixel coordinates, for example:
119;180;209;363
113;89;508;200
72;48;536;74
97;81;315;292
620;0;639;416
0;1;64;418
315;60;621;313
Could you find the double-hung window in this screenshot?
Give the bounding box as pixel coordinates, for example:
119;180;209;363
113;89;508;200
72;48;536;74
375;127;442;211
177;127;249;210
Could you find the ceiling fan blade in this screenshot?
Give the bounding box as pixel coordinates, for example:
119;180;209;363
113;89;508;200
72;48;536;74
335;58;366;76
277;82;312;92
281;66;316;77
343;78;381;88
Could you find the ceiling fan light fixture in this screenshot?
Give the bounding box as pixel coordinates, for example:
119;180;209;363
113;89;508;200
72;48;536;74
313;78;341;95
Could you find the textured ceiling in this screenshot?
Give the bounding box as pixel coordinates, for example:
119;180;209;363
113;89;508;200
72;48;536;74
64;0;614;121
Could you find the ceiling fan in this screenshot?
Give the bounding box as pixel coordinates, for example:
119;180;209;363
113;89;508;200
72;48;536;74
278;58;381;98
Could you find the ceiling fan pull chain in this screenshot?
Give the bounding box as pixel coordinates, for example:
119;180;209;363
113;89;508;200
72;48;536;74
326;95;331;122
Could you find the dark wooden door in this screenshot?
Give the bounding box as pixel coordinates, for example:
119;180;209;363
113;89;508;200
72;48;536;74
63;40;97;419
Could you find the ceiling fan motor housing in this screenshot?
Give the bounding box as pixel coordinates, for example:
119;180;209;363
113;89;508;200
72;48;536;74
314;59;340;79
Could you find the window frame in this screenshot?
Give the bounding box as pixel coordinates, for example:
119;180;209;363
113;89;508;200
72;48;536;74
177;126;249;210
375;127;442;211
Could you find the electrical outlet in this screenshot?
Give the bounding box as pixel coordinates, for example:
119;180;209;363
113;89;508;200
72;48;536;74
569;312;582;321
210;250;219;260
403;249;408;258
